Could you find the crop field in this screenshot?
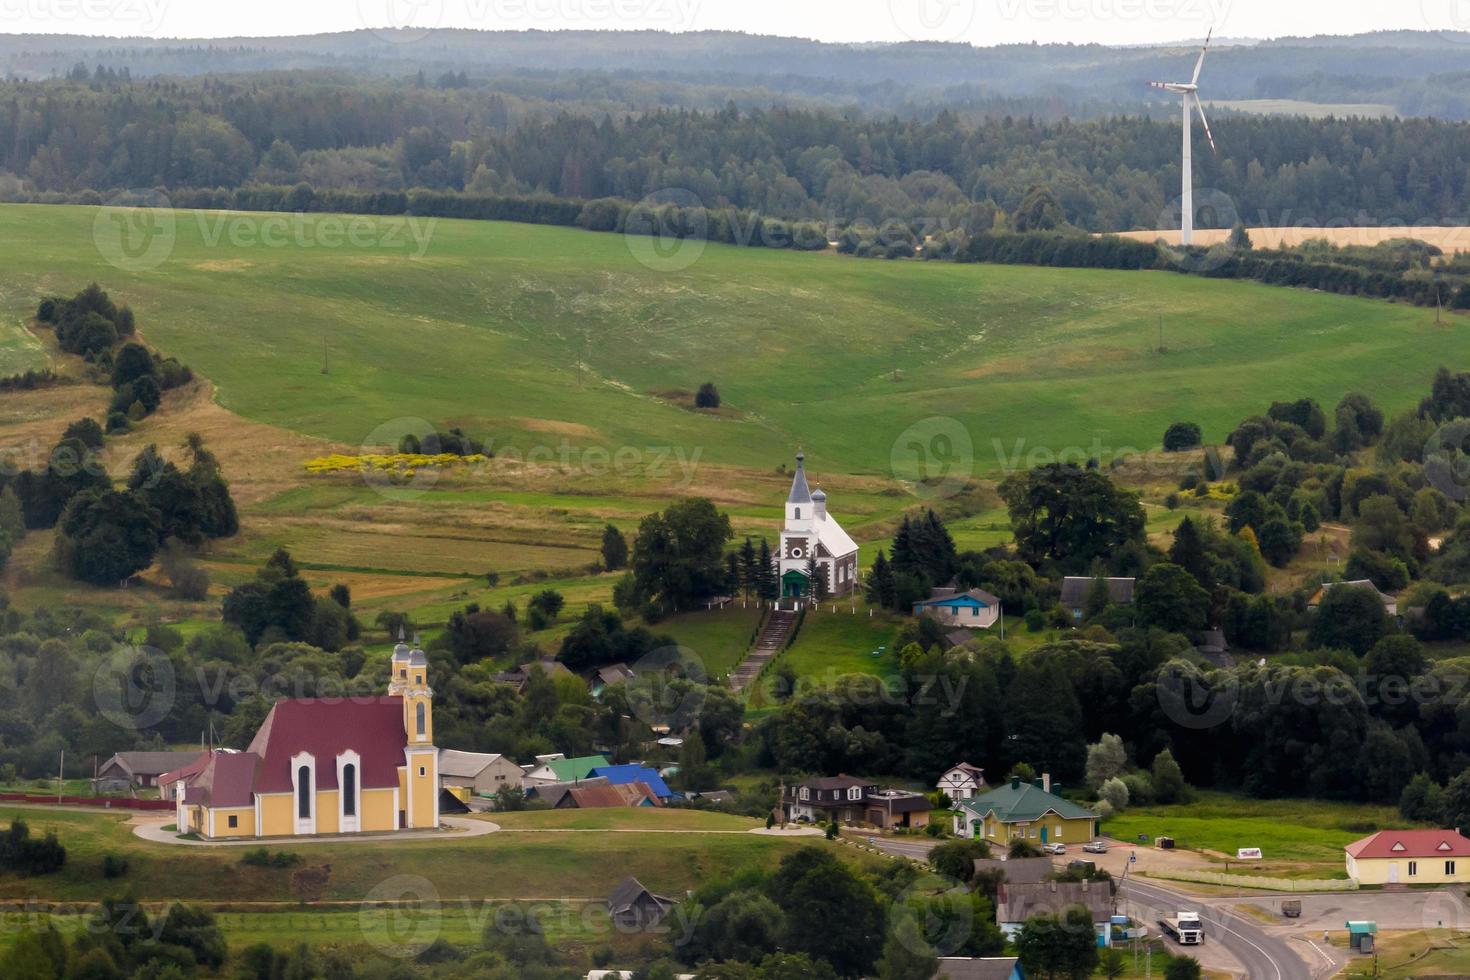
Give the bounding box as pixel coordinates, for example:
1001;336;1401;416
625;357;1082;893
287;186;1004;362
1117;224;1470;253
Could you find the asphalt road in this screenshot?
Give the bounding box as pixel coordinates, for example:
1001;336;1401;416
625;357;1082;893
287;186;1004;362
1119;875;1314;980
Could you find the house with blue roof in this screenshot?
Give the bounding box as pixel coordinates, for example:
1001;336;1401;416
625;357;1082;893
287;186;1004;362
913;587;1001;630
591;765;678;801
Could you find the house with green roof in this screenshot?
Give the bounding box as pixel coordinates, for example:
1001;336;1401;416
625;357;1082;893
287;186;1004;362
953;775;1098;847
523;754;610;786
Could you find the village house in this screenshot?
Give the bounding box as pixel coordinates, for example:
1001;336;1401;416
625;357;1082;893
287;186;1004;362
590;764;677;802
557;782;661;808
913;587;1001;629
491;658;574;694
437;749;524;800
1059;576;1135;621
782;775;932;829
972;857;1053;886
1345;829;1470;885
526;777;610;808
777;453;859;599
159;637;439;839
523;754;611;787
954;775;1098;847
937;958;1025;980
996;880;1114;945
606;876;679;930
95;751;205;796
937;762;987;801
589;663;637;699
1310;579;1399;616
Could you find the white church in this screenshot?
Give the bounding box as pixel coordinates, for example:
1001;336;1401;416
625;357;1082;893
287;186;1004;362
777;453;859;598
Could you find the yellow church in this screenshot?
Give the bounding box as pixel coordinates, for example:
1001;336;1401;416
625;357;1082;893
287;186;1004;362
160;638;439;839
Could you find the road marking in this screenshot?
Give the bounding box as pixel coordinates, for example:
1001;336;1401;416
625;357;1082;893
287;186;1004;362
1125;879;1286;980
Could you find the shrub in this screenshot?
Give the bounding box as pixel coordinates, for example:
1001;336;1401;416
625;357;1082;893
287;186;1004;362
102;853;129;878
1163;422;1203;452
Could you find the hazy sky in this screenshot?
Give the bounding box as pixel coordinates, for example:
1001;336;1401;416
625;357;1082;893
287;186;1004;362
2;0;1467;46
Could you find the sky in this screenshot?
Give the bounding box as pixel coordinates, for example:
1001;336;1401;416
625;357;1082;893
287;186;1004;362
1;0;1468;46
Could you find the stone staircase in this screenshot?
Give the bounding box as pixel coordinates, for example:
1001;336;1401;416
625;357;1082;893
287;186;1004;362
728;610;798;691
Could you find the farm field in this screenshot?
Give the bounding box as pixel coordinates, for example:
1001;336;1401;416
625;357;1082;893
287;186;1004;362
1104;792;1401;877
0;204;1463;481
1117;224;1470;253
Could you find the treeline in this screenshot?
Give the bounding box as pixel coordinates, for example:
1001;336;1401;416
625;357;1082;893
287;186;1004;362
11;73;1470;231
958;228;1470;312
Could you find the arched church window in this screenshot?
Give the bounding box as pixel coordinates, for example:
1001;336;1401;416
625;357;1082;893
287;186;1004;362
297;765;311;819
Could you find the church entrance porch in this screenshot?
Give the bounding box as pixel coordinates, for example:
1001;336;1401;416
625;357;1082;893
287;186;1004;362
781;569;810;598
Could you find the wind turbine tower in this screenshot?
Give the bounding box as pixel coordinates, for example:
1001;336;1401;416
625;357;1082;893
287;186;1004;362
1149;30;1216;245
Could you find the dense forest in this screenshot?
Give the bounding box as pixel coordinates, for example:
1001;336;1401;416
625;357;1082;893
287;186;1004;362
6;70;1470;234
9;29;1470;118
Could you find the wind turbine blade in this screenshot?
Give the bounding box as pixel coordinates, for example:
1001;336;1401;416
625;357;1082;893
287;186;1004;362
1195;96;1217;153
1191;27;1213;86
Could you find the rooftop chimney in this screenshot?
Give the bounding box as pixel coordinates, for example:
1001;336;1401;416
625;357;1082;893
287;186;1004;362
1043;773;1052;794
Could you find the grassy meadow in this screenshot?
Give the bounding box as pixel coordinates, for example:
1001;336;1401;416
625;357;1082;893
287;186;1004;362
1104;792;1398;877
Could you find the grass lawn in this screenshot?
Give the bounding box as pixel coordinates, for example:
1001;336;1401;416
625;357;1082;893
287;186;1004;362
1105;792;1399;877
651;604;764;681
0;806;828;904
1334;930;1470;978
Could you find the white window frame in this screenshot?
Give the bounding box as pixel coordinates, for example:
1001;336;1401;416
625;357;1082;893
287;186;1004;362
290;752;317;835
337;749;362;833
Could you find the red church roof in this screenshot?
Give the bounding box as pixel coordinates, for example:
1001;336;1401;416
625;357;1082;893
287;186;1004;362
182;750;261;808
247;697;409;794
1346;830;1470;859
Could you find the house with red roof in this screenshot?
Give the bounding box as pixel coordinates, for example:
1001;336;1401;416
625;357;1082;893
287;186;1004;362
159;636;440;839
1344;829;1470;885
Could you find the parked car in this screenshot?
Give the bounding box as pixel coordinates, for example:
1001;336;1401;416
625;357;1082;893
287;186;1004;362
1083;840;1110;853
1042;842;1067;854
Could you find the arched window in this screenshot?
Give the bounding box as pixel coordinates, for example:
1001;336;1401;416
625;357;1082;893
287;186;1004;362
296;765;311;819
342;763;357;816
794;507;801;519
416;701;426;736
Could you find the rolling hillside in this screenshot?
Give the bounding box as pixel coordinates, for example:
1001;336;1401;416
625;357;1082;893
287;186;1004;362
0;204;1462;482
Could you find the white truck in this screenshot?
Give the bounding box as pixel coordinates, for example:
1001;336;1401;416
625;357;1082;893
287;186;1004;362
1158;911;1203;945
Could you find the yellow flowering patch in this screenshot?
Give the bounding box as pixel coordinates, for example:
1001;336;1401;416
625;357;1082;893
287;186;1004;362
305;453;491;477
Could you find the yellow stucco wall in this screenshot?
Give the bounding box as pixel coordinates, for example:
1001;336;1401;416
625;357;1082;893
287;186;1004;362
361;787;397;831
316;790;339;835
975;813;1096;845
259;793;293;836
407;751;436;827
1349;854;1470;884
208;807;255;838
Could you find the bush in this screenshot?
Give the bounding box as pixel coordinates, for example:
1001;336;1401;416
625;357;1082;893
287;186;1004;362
102;853;129;878
695;382;721;408
1163;422;1203;452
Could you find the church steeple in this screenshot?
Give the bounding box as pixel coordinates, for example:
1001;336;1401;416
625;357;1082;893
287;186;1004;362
787;452;811;504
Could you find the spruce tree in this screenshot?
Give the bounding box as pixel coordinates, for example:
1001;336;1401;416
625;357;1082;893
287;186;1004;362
756;538;777;600
738;536;757;599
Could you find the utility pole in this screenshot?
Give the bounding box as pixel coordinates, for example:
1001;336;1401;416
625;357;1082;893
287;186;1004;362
58;749;64;802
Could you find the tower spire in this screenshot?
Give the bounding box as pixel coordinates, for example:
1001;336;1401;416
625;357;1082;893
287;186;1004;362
787;452;811;504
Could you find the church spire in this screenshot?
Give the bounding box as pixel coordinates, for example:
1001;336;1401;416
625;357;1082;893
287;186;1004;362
787;452;812;504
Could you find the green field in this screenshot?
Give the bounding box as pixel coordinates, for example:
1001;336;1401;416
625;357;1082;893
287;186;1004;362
0;806;817;904
0;203;1462;479
1104;792;1401;876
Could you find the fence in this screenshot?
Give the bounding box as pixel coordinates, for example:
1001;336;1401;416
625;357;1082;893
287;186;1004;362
0;792;172;811
1143;868;1357;892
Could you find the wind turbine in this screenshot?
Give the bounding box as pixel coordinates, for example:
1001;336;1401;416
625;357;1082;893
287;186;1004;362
1149;30;1216;246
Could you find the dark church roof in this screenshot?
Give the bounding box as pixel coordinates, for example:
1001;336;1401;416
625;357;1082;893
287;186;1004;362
787;452;812;503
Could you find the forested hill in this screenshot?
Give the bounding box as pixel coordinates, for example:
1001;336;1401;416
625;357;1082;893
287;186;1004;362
8;29;1470;118
5;72;1470;233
